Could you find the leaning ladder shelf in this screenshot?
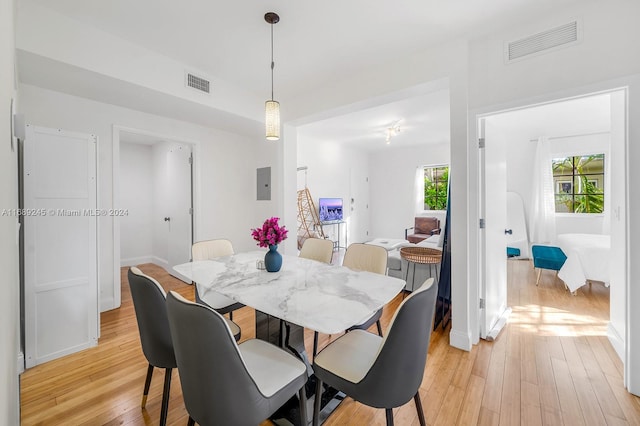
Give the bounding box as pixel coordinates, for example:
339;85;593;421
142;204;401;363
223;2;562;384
296;188;324;249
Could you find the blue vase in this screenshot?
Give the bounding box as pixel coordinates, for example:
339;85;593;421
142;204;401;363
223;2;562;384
264;244;282;272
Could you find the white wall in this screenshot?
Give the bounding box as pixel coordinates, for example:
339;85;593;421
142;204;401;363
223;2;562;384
19;84;278;311
119;143;153;265
369;143;450;240
297;136;369;244
0;0;20;422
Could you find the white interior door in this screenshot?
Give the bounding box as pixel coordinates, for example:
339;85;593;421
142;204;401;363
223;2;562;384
164;143;192;281
23;126;98;367
349;168;369;244
479;118;509;339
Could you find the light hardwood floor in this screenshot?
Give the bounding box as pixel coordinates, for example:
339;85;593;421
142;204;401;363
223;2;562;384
20;260;640;425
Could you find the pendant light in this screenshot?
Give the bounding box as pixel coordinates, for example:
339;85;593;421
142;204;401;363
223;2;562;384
265;12;280;141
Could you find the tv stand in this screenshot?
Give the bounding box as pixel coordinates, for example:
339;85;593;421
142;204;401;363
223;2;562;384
320;220;347;250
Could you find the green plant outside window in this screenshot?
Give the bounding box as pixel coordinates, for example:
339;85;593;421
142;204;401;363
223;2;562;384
552;154;604;213
424;166;449;210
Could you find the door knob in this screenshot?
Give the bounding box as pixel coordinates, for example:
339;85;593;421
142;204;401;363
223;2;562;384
164;217;171;222
504;229;512;235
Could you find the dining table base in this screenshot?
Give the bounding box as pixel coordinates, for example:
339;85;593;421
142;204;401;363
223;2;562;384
255;311;346;425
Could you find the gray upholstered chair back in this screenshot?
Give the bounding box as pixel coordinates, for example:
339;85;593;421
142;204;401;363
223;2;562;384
127;267;176;369
342;243;388;275
165;291;274;425
192;239;234;261
299;237;334;264
357;278;437;408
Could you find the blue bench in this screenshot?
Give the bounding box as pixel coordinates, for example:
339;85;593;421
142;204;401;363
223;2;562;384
531;245;567;286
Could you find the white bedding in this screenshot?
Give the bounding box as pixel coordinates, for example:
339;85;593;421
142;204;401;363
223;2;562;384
557;233;610;293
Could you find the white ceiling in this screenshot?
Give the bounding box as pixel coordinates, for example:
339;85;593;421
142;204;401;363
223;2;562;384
25;0;581;102
21;0;589;145
298;89;451;151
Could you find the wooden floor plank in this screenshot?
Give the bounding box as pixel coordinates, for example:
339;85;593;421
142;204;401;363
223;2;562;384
19;260;640;425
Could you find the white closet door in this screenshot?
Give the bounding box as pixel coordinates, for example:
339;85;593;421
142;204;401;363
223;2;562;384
24;126;98;368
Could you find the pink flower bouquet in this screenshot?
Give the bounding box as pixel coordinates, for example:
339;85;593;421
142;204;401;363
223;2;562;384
251;217;288;248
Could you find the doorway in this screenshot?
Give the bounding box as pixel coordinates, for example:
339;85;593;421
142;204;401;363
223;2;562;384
478;89;627;361
113;128;194;307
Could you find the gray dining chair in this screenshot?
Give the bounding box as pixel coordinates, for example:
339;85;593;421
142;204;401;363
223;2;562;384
191;239;244;319
343;243;388;336
165;291;308;426
299;237;335;358
128;267;240;426
312;278;437;426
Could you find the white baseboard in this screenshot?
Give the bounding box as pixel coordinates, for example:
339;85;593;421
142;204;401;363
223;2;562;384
152;256;169;269
120;256;154;267
449;328;473;351
607;322;625;362
17;351;24;374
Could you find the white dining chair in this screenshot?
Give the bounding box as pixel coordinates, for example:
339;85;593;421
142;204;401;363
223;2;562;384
299;237;335;359
343;243;388;336
191;239;244;319
299;237;334;264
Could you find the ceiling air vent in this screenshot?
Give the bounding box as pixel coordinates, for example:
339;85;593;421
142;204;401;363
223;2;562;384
185;72;210;94
506;20;580;62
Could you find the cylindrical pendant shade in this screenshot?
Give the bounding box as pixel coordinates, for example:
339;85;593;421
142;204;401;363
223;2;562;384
265;100;280;140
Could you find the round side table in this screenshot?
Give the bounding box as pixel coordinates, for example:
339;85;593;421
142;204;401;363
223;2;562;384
400;247;442;293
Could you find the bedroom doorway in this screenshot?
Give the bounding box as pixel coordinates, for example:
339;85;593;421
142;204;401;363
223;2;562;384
478;89;627;362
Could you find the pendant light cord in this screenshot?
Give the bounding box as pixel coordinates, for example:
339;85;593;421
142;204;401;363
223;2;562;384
270;22;275;101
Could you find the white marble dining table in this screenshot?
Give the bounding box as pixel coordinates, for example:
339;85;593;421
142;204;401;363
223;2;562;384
173;251;406;335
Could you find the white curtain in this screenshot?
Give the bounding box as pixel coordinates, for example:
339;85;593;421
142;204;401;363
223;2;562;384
529;137;556;244
413;166;424;214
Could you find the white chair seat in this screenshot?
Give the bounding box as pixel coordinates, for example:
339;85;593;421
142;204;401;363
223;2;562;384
314;329;382;383
239;339;307;397
224;317;240;339
205;291;238;310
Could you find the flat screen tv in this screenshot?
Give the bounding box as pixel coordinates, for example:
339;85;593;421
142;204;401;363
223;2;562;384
318;198;343;222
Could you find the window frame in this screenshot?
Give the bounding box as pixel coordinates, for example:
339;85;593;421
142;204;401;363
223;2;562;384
422;164;449;212
551;153;605;215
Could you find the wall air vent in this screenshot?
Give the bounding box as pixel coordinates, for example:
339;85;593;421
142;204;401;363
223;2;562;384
506;20;580;63
185;72;210;94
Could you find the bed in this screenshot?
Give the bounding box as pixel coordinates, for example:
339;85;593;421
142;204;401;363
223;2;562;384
556;233;610;293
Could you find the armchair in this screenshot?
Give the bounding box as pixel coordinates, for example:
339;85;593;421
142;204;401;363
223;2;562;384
405;216;441;244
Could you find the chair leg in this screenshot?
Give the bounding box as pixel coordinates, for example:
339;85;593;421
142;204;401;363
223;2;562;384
187;417;195;426
536;268;542;286
376;320;383;337
313;331;319;359
298;387;308;426
229;310;233;321
414;392;426;426
385;408;394;425
312;378;323;426
141;363;154;408
160;368;172;426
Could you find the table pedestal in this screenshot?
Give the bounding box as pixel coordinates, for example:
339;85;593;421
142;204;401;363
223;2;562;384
256;312;344;425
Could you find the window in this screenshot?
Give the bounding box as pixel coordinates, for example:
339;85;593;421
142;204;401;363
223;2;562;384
552;154;604;213
423;165;449;210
